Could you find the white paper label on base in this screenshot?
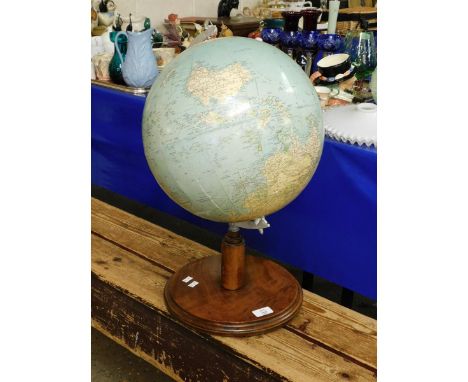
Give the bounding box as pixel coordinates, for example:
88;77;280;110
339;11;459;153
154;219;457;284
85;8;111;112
182;276;193;283
252;306;273;317
188;281;199;288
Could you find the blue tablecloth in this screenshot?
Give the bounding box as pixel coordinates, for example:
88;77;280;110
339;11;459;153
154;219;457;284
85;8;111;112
91;84;377;299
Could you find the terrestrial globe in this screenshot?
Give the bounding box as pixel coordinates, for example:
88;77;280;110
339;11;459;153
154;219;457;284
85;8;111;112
143;37;325;336
142;37;324;224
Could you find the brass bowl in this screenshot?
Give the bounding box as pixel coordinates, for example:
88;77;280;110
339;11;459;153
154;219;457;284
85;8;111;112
92;26;108;36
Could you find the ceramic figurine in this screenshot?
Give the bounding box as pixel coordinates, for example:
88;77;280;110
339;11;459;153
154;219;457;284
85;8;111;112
115;28;158;88
95;0;115;27
203;20;218;38
164;23;182;47
217;0;239;17
98;11;115;27
248;29;261;39
167;14;186;39
106;0;116;12
189;22;218;48
98;0;107;12
168;13;179;24
194;23;203;36
181;36;192;49
219;22;233;37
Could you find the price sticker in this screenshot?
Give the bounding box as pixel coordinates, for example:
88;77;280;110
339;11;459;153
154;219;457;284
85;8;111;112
252;306;274;318
182;276;193;283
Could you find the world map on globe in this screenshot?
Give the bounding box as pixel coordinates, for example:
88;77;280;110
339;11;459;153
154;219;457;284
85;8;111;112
143;37;324;223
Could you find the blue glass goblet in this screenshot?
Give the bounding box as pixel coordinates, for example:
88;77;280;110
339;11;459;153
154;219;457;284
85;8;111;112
261;28;281;45
279;11;302;59
298;30;320;76
261;18;284;46
318;33;343;55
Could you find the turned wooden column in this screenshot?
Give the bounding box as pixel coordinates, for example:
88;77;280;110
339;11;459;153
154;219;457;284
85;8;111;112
221;225;246;290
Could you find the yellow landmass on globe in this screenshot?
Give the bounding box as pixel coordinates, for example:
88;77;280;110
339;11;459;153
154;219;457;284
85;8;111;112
249;96;291;129
186;63;252;105
202;111;227;125
243;128;322;216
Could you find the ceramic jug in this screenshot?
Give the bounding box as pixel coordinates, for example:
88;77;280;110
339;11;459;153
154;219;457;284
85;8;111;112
115;28;158;88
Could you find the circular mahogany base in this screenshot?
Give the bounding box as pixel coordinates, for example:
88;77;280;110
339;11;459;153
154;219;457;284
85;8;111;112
164;255;303;336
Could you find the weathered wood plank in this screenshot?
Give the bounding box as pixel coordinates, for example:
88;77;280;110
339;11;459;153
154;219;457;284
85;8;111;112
288;295;376;370
92;198;218;264
92;275;281;382
92;233;377;381
92;198;377;369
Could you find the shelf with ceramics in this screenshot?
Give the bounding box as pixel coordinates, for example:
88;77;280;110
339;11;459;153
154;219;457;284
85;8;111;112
256;3;376;105
91;0;376;107
91;0;175;91
91;4;238;91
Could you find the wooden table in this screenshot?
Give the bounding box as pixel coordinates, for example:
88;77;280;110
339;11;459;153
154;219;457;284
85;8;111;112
91;197;377;381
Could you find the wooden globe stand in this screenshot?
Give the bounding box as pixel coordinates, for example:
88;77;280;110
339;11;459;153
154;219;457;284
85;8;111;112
164;226;303;336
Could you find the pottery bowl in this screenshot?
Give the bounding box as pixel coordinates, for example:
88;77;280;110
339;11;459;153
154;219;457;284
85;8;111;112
317;53;351;78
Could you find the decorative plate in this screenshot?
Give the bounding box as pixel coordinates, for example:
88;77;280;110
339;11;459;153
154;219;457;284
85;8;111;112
324;103;377;147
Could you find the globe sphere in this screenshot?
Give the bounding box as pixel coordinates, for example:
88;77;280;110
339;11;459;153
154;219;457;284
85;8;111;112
143;37;323;223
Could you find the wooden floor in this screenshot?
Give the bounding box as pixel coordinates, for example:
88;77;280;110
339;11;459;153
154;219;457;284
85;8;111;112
92;197;377;382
